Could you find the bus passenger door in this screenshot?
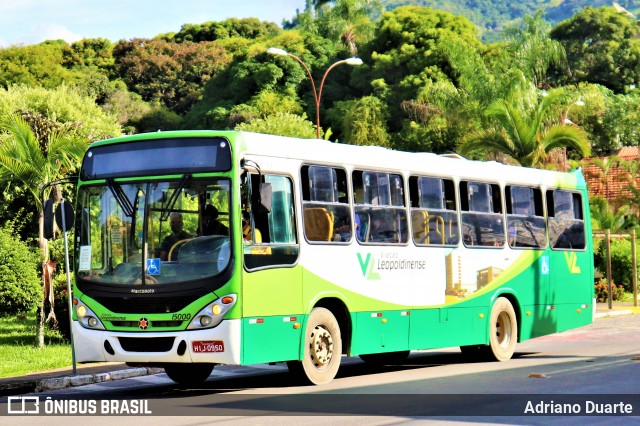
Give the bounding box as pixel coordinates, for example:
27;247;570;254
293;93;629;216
241;173;303;365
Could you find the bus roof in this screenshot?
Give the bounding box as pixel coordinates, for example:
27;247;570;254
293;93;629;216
89;130;586;190
235;131;586;190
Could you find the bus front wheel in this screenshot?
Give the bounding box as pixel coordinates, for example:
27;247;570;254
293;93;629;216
288;307;342;385
164;363;215;386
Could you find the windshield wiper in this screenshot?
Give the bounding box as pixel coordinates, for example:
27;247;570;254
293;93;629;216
160;173;192;221
106;178;134;217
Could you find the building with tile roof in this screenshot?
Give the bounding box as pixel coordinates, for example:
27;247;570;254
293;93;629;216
583;146;640;210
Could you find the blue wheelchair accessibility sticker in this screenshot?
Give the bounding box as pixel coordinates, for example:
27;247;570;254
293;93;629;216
540;255;549;276
146;258;161;276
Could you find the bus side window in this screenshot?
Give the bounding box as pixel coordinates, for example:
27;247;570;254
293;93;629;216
505;185;546;249
460;181;504;247
353;170;408;244
409;176;459;246
547;189;585;250
301;165;351;243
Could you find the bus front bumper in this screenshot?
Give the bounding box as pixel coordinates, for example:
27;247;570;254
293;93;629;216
72;319;241;365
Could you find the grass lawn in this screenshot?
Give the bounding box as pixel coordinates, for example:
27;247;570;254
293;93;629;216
0;313;71;378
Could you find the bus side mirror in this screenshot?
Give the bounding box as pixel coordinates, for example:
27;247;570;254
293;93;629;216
55;200;75;232
43;199;55;239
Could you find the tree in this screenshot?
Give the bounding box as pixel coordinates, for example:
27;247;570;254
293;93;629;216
113;38;232;113
459;87;591;167
590;196;628;231
355;6;482;132
330;96;390;146
61;38;115;73
235;112;318;138
498;11;567;88
550;6;640;93
0;224;40;315
170;18;281;43
0;113;86;347
0;41;75;89
184;29;341;129
0;85;122;142
314;0;382;54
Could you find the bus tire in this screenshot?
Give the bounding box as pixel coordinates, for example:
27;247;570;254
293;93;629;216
359;350;410;365
164;363;215;386
484;297;518;361
288;307;341;385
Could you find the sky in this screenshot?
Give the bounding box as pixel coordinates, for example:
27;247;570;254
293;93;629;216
0;0;306;47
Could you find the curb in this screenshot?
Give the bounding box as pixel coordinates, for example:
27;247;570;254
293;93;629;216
595;309;633;319
0;367;163;396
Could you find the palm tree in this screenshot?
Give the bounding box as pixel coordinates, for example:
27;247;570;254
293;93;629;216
501;11;567;88
0;112;86;347
459;88;591;168
590;196;628;231
313;0;379;54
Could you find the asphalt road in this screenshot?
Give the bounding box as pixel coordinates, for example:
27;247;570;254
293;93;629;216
3;315;640;425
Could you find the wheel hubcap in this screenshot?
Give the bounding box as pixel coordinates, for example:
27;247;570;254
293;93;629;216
309;325;333;368
496;312;512;348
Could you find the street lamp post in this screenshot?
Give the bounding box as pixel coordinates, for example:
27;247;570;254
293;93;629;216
561;99;585;170
267;47;363;139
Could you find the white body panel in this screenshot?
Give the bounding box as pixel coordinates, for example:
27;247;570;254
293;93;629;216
73;319;242;365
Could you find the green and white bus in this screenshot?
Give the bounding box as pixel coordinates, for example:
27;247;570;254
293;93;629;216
67;130;594;385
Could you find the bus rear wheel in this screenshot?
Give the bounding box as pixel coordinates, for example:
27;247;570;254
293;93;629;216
287;307;342;385
164;363;215;386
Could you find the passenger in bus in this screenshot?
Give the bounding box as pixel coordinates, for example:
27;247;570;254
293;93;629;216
201;205;228;236
242;210;262;243
160;212;192;260
335;213;360;241
369;211;396;243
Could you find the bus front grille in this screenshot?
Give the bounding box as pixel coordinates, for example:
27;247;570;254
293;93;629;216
110;321;183;328
94;296;198;314
118;337;175;352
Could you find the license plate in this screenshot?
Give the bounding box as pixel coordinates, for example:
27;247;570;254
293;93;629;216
192;340;224;353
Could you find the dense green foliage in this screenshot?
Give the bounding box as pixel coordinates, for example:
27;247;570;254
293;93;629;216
113;38;233;113
595;238;640;293
384;0;640;41
236;112;319;138
0;226;40;315
550;6;640;93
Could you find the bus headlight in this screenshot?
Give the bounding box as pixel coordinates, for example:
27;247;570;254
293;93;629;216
76;305;87;318
75;299;105;330
187;294;237;330
199;316;213;327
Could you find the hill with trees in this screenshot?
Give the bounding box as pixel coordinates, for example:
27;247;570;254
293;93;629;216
382;0;640;40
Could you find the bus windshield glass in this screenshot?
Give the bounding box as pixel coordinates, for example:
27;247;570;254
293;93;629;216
75;177;231;286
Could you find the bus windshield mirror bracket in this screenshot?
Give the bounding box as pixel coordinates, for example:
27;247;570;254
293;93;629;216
106;178;134;218
40;176;79;202
160;173;192;221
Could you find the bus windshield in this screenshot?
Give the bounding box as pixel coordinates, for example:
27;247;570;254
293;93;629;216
75;177;231;286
